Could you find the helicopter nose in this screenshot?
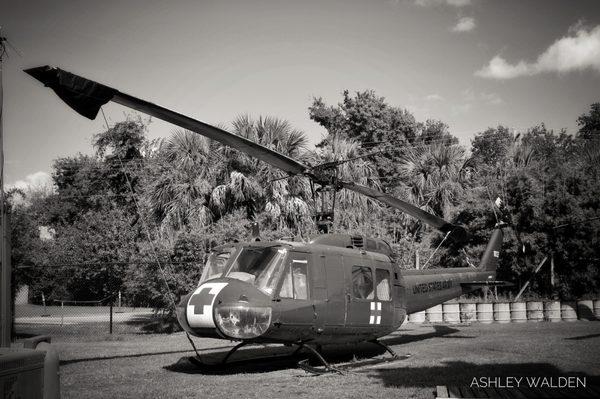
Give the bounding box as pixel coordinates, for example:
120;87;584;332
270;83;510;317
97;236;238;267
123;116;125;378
177;279;273;339
177;282;229;333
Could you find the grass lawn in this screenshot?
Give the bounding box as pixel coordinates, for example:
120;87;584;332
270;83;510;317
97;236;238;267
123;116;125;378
47;322;600;398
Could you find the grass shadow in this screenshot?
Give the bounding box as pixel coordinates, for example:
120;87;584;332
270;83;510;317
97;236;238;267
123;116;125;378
164;325;470;375
366;361;600;399
565;332;600;341
59;344;235;366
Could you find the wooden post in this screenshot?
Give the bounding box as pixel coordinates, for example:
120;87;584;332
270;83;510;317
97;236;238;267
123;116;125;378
109;265;113;334
42;292;48;316
415;251;420;270
0;34;11;347
1;213;11;346
109;299;113;334
550;254;555;288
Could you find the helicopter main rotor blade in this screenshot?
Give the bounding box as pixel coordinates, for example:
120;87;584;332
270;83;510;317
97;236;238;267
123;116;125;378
338;181;469;244
24;65;310;176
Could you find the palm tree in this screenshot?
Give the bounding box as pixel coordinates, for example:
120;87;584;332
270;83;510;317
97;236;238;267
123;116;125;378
397;143;471;219
146;129;217;235
210;115;313;229
312;137;383;231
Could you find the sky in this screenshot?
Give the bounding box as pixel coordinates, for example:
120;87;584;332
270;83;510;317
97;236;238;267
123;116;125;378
2;0;600;188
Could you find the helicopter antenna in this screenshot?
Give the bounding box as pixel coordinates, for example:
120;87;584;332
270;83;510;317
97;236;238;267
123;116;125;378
485;187;499;224
421;230;451;269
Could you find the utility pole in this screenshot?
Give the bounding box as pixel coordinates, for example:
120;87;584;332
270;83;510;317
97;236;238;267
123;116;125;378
0;32;12;347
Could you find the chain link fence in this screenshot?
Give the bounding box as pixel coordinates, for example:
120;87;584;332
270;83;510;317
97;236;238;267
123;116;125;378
14;296;160;341
13;266;184;341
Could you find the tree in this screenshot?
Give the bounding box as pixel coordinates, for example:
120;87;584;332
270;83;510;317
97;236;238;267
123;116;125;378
415;119;457;146
211;116;313;229
577;102;600;140
397;144;471;219
312;137;383;231
458;123;600;298
36;208;141;301
145;129;217;234
309;90;418;187
471;126;514;167
6;189;45;290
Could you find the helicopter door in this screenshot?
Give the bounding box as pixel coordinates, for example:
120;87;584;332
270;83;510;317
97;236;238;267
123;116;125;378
321;254;346;328
346;263;376;326
373;261;394;327
311;254;327;333
345;256;394;327
275;253;313;338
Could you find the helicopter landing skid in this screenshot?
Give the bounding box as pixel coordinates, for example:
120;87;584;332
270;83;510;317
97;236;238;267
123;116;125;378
186;340;406;375
296;339;409;375
369;339;399;358
295;343;343;375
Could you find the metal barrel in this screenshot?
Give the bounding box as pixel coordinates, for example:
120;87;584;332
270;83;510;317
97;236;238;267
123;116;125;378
493;302;511;323
510;302;527;323
577;300;595;320
561;301;578;321
460;303;476;323
594;299;600;320
443;303;460;324
408;311;426;324
544;301;561;322
526;301;543;322
476;303;493;324
426;304;443;323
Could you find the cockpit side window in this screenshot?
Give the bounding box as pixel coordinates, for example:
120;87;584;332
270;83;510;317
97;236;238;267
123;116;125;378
278;258;309;300
375;268;391;301
352;266;374;299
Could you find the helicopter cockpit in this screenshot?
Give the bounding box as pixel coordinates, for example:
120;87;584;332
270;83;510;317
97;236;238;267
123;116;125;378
199;245;293;297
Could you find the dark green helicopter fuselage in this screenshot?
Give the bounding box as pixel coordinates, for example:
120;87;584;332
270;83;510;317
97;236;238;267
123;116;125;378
177;229;503;345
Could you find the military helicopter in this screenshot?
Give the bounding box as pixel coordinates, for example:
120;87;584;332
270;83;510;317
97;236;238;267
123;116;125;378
26;66;506;373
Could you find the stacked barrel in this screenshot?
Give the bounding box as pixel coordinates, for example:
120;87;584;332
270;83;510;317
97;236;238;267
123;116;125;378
406;299;600;324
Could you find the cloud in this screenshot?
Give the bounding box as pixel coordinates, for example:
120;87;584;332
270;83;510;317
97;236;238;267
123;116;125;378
476;24;600;79
451;103;473;115
452;16;476;32
452;89;503;114
463;88;502;104
414;0;471;6
8;171;54;191
480;92;503;105
425;93;444;101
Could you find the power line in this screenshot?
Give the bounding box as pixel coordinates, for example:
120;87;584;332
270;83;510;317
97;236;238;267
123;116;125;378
16;259;206;269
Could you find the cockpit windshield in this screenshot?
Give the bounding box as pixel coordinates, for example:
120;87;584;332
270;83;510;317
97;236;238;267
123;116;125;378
224;246;288;296
199;249;234;284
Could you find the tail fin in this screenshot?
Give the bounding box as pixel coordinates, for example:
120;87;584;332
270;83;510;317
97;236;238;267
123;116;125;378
478;225;505;272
